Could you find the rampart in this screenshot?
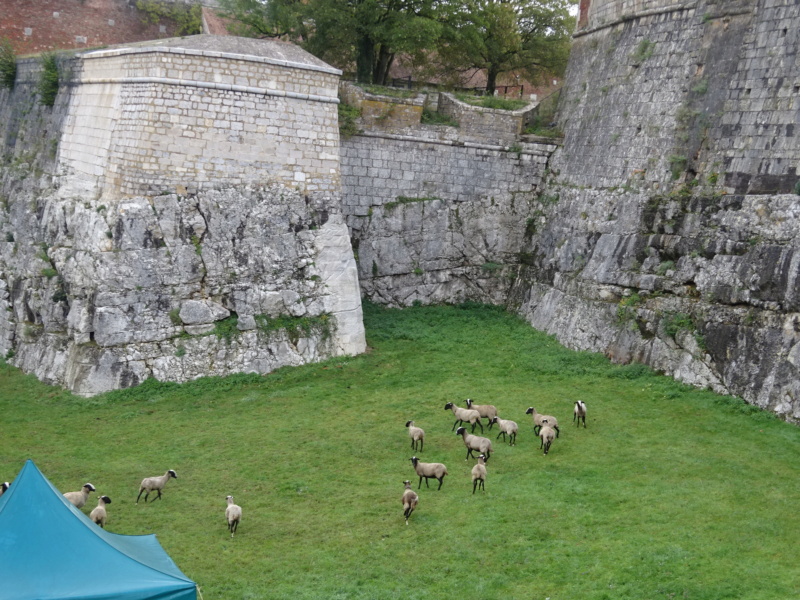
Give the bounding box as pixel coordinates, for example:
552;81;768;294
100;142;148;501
513;0;800;421
0;36;365;395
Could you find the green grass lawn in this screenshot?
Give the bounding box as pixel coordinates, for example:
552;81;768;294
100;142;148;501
1;302;799;599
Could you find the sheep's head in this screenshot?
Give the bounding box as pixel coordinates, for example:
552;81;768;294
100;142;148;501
168;470;178;479
410;456;418;465
100;495;111;504
456;427;466;435
83;483;96;492
444;402;453;410
403;480;411;487
490;416;498;424
405;420;414;427
525;407;534;415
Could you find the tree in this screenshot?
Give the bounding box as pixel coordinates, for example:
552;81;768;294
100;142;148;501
437;0;576;94
217;0;443;85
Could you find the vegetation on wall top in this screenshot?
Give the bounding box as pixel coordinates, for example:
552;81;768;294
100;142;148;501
0;37;16;89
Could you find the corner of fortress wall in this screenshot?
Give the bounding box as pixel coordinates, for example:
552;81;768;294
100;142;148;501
0;36;365;395
512;0;800;421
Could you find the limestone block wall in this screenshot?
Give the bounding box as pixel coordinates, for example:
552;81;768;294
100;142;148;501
0;37;366;396
339;82;425;131
437;93;535;145
58;40;342;199
341;129;558;306
513;0;800;421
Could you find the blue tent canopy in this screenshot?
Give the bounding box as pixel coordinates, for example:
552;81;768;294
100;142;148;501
0;460;197;600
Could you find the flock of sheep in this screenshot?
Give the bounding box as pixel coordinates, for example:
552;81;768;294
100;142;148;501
401;399;587;524
0;468;243;538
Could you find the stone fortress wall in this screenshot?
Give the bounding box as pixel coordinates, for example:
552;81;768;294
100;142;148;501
337;82;559;307
0;36;365;395
513;0;800;421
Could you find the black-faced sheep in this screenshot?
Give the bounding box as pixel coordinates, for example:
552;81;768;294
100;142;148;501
410;456;447;490
539;421;556;455
465;398;498;428
225;495;242;538
574;401;587;428
136;469;177;503
456;426;492;460
401;480;418;524
64;483;96;509
90;495;112;528
444;402;484;433
405;420;424;452
471;454;488;494
525;406;560;438
490;416;518;445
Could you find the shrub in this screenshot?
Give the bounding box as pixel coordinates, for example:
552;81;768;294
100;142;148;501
0;37;16;89
420;108;458;127
38;53;60;107
136;0;203;35
338;102;361;139
663;312;695;338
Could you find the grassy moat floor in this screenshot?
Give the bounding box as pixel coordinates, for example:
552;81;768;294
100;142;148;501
1;302;798;599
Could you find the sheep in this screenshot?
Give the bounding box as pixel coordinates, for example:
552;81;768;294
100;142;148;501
405;420;424;452
0;482;8;497
539;420;556;455
574;401;587;428
444;402;484;433
465;398;498;428
89;495;112;528
136;469;177;503
401;480;418;524
64;483;96;509
525;406;560;438
455;426;492;460
410;456;448;490
490;416;518;445
225;495;242;538
471;454;488;494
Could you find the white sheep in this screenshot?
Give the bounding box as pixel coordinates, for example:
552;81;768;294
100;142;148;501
525;406;560;438
225;495;242;538
136;469;177;503
0;482;8;497
574;401;587;428
89;495;112;528
465;398;498;428
401;480;418;524
471;454;488;494
410;456;448;490
490;416;518;445
444;402;484;433
64;483;96;509
405;420;425;452
539;421;556;455
456;426;493;460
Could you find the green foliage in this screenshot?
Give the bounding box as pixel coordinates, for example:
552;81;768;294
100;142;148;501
691;78;709;95
40;267;58;279
213;314;240;343
616;292;644;321
437;0;575;93
175;345;187;358
136;1;203;35
656;260;675;276
337;102;361;139
668;154;688;180
1;303;798;599
255;313;333;344
0;36;16;89
524;89;563;138
420;108;459;127
384;195;438;211
480;262;503;273
454;93;529;111
630;39;655;65
358;83;417;99
169;308;182;326
662;311;695;338
37;53;60;107
794;180;800;196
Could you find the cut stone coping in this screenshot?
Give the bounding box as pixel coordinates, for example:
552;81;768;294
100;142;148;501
441;92;537;116
355;130;558;156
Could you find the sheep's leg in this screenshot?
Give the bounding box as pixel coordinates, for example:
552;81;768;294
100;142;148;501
136;489;145;504
475;420;484;433
437;477;444;490
465;448;472;460
511;432;516;445
496;431;504;441
419;439;423;452
417;476;423;489
554;426;560;438
472;480;477;494
153;489;162;502
452;419;460;431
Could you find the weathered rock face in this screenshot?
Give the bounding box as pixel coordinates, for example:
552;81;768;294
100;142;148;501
510;0;800;422
0;37;365;395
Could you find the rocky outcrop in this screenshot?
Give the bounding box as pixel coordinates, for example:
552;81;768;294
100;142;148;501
511;0;800;422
